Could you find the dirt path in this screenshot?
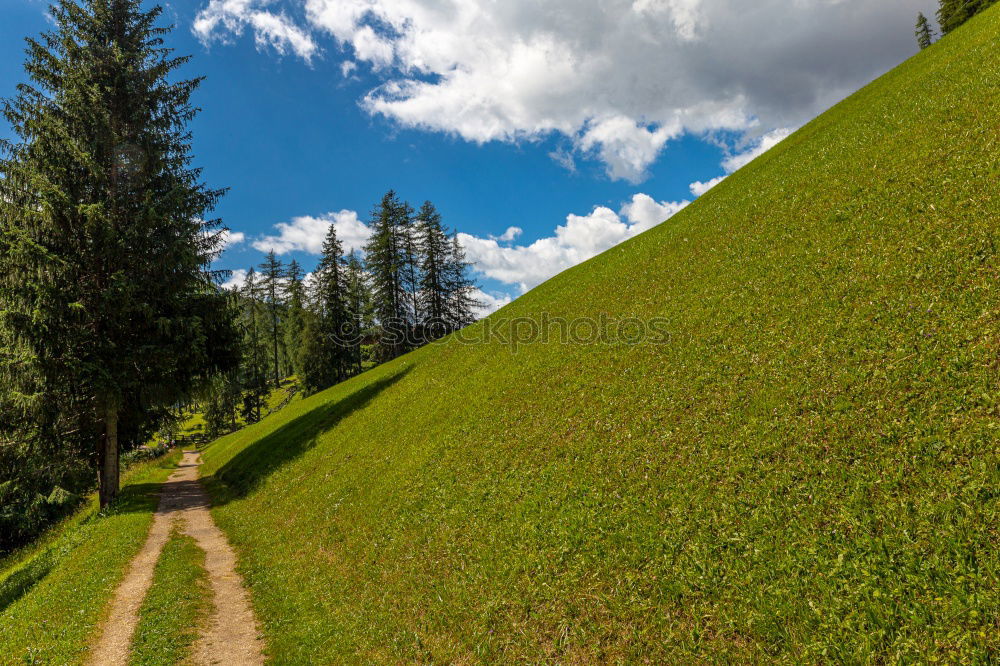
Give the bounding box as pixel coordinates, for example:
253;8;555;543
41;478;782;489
88;451;265;665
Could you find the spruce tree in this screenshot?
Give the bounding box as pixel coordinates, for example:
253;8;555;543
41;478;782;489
258;250;284;386
915;12;934;49
240;268;268;423
300;224;351;393
443;235;481;331
937;0;963;33
343;250;372;376
0;0;237;507
416;201;452;341
937;0;996;34
202;369;241;438
364;191;411;361
282;259;307;379
400;205;422;335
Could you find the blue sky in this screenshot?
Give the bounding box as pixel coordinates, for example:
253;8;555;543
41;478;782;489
1;0;934;311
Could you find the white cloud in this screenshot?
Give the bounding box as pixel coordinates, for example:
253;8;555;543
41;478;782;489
193;0;319;61
253;210;373;255
490;227;523;243
472;289;513;318
620;193;688;233
220;229;246;249
722;127;794;172
459;193;687;293
688;126;793;196
221;268;249;291
690;176;724;197
579;116;680;182
194;0;930;180
549;147;577;173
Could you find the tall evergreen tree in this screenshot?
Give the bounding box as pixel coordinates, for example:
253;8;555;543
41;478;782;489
443;235;481;331
364;191;412;361
258;250;284;386
343;250;372;376
0;0;238;507
400;204;422;331
300;224;351;393
240;268;269;423
282;259;307;378
202;369;241;438
416;201;452;341
915;12;934;49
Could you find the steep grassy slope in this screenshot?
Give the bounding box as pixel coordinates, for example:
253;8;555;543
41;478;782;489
200;11;1000;663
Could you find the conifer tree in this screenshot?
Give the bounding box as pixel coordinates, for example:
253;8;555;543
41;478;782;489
240;269;269;423
443;235;481;331
0;0;238;507
915;12;934;49
300;224;351;393
937;0;963;33
203;369;241;438
400;206;422;333
282;259;307;378
937;0;996;34
364;191;412;361
416;201;452;341
258;250;284;386
343;250;372;376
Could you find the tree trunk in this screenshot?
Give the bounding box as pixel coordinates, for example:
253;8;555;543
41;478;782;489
99;403;120;508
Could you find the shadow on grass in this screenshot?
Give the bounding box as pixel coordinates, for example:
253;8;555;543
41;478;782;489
0;476;163;613
0;548;58;613
207;367;411;505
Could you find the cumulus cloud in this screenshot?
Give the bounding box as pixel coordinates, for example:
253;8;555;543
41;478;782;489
220;229;246;249
253;210;373;255
688;126;793;196
579;116;680;182
194;0;931;180
689;176;725;197
193;0;319;61
490;227;523;243
220;268;249;291
722;127;794;173
459;193;687;293
472;289;514;317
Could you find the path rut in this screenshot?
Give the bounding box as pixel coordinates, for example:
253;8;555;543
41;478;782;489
88;451;264;665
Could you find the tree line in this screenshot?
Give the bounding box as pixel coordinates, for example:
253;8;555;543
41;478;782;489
916;0;997;49
0;0;478;553
201;193;479;437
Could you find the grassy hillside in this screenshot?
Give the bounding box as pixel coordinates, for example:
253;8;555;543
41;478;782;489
197;9;1000;662
2;7;998;664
